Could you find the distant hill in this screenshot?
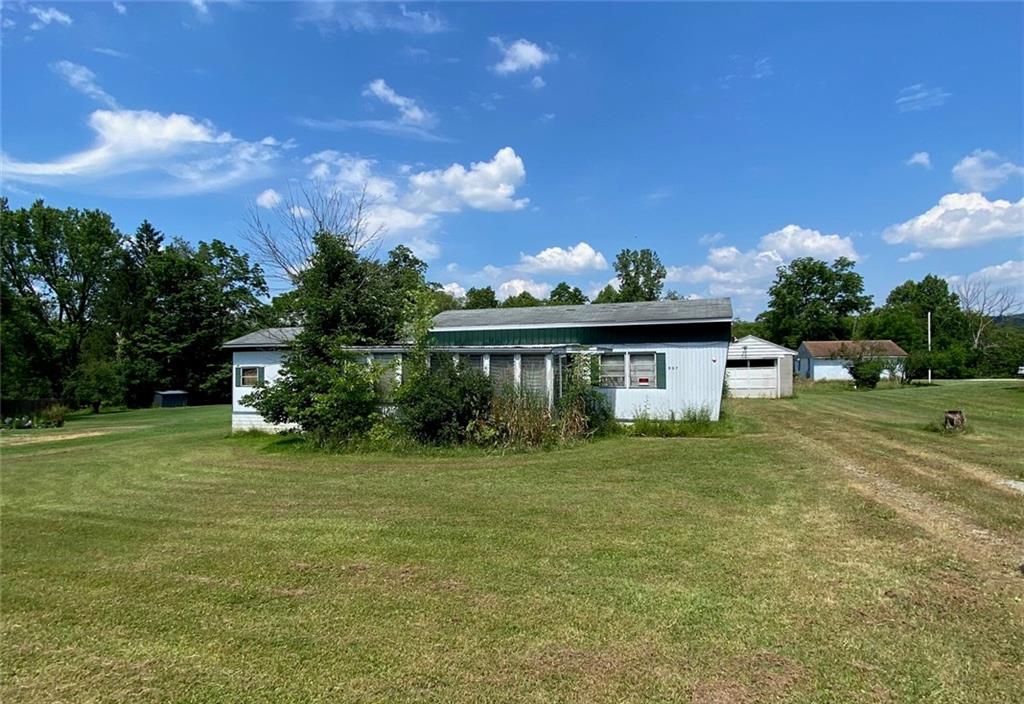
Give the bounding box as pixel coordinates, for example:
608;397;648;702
995;313;1024;328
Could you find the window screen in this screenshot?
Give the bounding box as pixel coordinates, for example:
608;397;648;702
520;356;547;399
458;354;484;372
372;353;400;394
599;354;625;388
489;355;516;388
239;367;261;387
629;353;656;387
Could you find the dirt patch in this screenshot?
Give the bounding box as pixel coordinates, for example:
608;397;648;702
691;653;803;703
1;430;113;446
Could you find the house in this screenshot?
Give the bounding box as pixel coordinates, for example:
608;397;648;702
795;340;908;381
726;335;796;398
223;298;733;431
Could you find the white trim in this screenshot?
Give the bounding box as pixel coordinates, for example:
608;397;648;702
433;317;732;333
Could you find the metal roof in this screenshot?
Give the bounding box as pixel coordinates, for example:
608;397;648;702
223;299;733;349
222;327;301;349
799;340;908;358
432;298;732;330
728;335;797;358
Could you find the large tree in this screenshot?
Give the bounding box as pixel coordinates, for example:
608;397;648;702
1;199;122;398
501;291;542;308
464;286;498;309
547;282;588;306
758;257;873;348
593;284;619;305
614;248;666;302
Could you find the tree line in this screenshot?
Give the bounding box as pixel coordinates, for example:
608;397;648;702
3;193;1020;414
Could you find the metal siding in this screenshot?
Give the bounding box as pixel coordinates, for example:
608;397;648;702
429;322;730;347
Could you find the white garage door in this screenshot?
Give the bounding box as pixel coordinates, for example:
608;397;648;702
726;362;778;398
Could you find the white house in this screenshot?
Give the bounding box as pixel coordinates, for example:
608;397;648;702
795;340;908;381
726;335;796;398
223;298;734;431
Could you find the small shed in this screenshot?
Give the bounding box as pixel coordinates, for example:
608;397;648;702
726;335;796;398
796;340;908;381
153;390;188;408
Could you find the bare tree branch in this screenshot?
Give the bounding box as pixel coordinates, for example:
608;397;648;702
955;276;1021;349
242;181;385;285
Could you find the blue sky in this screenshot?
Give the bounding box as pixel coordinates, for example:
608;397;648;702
2;1;1022;316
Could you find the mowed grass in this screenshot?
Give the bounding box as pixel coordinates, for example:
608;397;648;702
2;382;1022;703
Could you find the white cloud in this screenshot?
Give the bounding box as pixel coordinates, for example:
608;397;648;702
28;6;72;30
895;83;950;112
666;224;860;306
299;78;443;142
958;260;1023;287
112;2;126;15
518;242;608;274
441;282;466;298
297;2;448;34
529;75;546;90
51;61;119;108
2;109;280;195
883;193;1024;249
363;78;432;125
952;149;1023;192
256;188;281;208
498;278;551;300
288;205;311;218
898;251;925;263
490;37;556;75
698;232;725;246
190;0;210;18
93;47;129;58
406;147;528;212
905;151;931;169
540;113;555;123
752;57;773;79
2;17;15;29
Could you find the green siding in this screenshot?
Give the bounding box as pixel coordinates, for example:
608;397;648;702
656;353;667;389
429;322;729;347
235;366;242;387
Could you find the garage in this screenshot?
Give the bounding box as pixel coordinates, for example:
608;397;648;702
726;335;796;399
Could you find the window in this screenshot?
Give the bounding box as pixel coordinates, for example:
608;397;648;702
629;353;656;387
489;355;516;388
238;366;262;387
520;356;547;399
599;354;625;388
371;353;400;394
458;354;484;372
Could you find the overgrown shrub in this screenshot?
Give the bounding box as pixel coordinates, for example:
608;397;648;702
245;347;382;445
38;404;68;428
556;380;615;439
847;358;884;389
395;355;493;445
486;386;553;448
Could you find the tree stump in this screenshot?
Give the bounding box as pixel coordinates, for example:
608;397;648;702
944;410;966;430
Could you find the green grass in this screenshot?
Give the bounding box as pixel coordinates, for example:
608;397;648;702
2;382;1023;702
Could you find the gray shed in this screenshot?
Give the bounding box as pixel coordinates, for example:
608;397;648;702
153;390;188;408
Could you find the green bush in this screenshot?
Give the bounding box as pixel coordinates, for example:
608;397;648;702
245;349;383;446
556;380;615;439
847;358;884;389
38;404;68;428
395;356;493;445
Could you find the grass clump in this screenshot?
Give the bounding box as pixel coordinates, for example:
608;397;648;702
628;407;737;438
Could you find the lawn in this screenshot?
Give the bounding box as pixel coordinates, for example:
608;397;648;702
2;381;1022;703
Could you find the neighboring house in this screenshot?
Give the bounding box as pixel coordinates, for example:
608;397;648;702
223;298;733;431
795;340;908;381
726;335;796;398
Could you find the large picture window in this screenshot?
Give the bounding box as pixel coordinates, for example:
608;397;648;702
629;353;657;387
599;354;625;388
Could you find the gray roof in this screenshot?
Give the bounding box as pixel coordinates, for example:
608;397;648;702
224;299;732;349
222;327;301;349
432;298;732;329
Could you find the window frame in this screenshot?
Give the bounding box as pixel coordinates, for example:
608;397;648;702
598;354;626;388
629;352;657;388
238;366;263;387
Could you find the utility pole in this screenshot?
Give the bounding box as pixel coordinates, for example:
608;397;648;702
927;310;932;384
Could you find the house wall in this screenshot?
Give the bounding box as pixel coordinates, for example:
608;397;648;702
779;355;794;396
231;350;297;432
598;341;728;420
810;358;853;381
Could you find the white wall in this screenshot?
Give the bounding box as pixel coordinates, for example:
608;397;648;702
810;358;852;381
231;350;297;431
599;342;728;421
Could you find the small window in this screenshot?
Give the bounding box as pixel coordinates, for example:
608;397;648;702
489;355;516;388
371;353;400;394
629;353;656;387
458;354;484;372
238;366;261;387
599;354;625;388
